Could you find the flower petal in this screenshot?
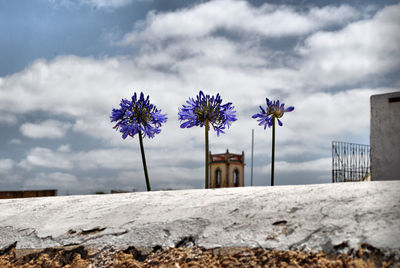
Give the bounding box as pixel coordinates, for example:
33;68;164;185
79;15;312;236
285;106;295;112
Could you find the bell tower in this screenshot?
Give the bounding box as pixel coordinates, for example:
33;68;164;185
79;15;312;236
209;149;245;188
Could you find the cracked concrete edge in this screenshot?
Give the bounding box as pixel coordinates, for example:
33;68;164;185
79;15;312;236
0;181;399;258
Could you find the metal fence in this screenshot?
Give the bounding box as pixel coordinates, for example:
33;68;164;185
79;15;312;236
332;141;370;183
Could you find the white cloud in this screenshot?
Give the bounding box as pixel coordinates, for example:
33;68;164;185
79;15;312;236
19;147;73;170
298;4;400;87
20;159;202;193
20;120;71;139
16;145;206;190
10;138;22;145
18;147;139;171
74;149;141;170
0;57;134;117
118;2;400;92
268;157;331;173
284;88;386;139
27;172;78;187
235;87;389;160
122;1;360;44
18;145;204;171
23;172;80;194
48;0;135;9
84;0;134;8
1;1;399;193
116;166;204;190
0;114;17;124
0;159;14;174
58;144;71;152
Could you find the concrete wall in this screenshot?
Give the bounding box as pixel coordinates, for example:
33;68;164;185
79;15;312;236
1;182;399;256
370;91;400;181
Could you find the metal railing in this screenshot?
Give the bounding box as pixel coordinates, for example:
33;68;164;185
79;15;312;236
332;141;370;182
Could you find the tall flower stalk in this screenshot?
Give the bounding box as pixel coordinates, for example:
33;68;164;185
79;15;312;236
178;91;237;188
111;92;167;191
252;98;294;186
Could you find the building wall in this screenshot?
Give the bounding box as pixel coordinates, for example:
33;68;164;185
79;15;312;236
0;190;57;199
210;163;228;188
370;91;400;181
228;163;244;187
210;161;244;188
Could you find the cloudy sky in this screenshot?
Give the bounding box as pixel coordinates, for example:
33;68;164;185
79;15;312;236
0;0;399;195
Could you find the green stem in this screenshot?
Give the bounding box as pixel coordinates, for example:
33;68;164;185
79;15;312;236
138;131;151;191
205;122;209;189
271;117;275;186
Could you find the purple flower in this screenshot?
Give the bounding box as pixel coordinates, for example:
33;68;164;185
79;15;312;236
252;98;294;129
178;91;237;136
111;92;167;139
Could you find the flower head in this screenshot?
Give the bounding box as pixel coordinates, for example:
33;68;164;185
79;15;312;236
178;91;237;136
111;92;167;139
252;98;294;129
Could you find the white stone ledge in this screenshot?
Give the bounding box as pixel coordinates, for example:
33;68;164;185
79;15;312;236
0;181;399;257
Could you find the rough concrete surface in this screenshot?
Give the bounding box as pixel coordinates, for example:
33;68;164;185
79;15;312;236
0;181;399;259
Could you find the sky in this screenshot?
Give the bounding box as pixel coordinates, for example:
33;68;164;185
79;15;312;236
0;0;399;195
